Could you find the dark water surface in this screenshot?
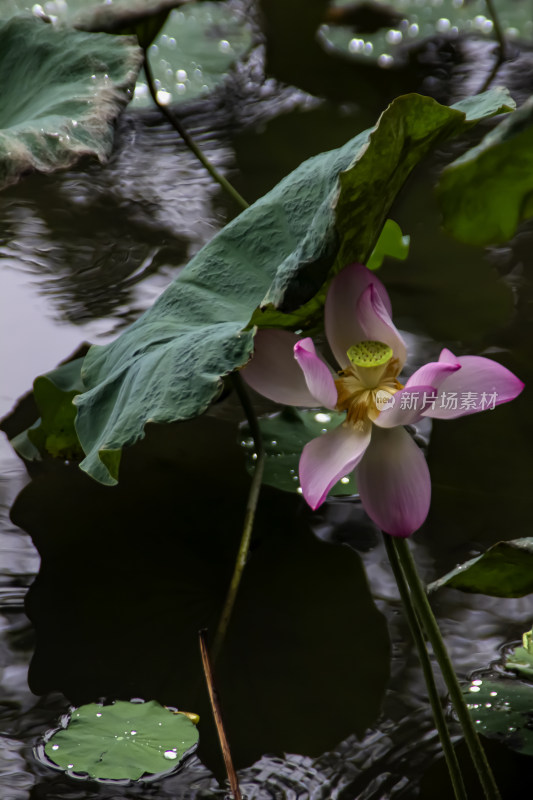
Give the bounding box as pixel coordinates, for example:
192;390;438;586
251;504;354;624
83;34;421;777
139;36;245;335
1;11;533;799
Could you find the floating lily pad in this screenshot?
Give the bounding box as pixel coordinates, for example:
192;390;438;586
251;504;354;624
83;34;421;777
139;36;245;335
428;538;533;597
67;89;511;485
366;218;410;271
240;408;357;496
0;15;143;190
437;97;533;246
465;678;533;757
42;700;199;781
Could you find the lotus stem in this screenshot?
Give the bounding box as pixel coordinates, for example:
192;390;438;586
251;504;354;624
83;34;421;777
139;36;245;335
199;630;242;800
142;52;249;212
383;534;467;800
484;0;506;61
211;373;264;663
393;537;502;800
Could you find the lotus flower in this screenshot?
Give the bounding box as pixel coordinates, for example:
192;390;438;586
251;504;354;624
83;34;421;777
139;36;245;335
242;264;524;536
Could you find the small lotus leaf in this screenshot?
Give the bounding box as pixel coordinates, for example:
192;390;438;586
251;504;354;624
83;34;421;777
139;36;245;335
43;700;198;780
0;16;143;190
9;358;85;462
366;219;410;271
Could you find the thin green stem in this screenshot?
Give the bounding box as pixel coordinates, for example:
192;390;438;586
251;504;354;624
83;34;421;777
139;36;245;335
383;534;467;800
478;0;506;92
484;0;506;60
394;537;501;800
143;53;249;212
211;374;264;663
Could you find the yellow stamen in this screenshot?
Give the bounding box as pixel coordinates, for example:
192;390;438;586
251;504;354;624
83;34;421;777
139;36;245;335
336;340;403;426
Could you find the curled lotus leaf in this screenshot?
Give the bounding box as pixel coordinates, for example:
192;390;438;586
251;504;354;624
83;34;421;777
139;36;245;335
4;89;509;484
0;15;143;190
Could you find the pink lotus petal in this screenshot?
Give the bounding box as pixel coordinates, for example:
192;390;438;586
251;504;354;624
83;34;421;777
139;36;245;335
373;385;437;428
357;426;431;537
325;263;392;369
241;329;318;406
439;348;459;365
299;423;371;510
357;285;407;368
294;338;337;409
424;352;525;419
405;359;460;390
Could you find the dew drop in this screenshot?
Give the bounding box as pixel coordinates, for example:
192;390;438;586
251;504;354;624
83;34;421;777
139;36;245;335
52;744;59;751
314;413;331;423
164;749;178;759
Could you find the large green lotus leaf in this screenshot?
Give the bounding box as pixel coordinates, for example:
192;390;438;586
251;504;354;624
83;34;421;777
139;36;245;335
428;538;533;598
465;678;533;757
437;96;533;246
240;408;357;496
68;89;512;485
43;700;198;780
0;16;143;191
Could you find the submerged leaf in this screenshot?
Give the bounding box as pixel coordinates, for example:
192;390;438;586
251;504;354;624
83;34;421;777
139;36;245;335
63;89;511;484
428;538;533;597
240;408;357;495
0;16;142;190
437;96;533;245
43;700;198;780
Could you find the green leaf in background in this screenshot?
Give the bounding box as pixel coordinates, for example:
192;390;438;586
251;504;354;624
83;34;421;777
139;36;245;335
240;408;357;495
48;88;510;486
505;630;533;680
465;678;533;757
428;538;533;597
366;219;410;271
0;16;142;191
252;87;514;331
437;96;533;246
43;700;198;780
10;358;85;462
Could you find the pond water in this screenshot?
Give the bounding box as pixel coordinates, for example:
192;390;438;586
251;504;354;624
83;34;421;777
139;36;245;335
1;2;533;798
